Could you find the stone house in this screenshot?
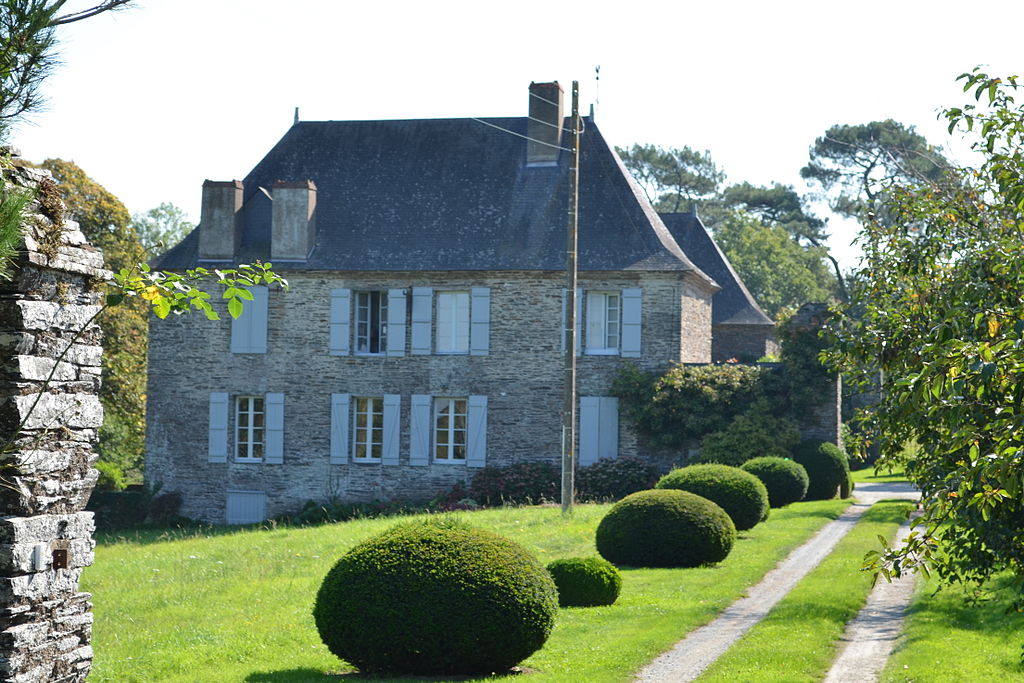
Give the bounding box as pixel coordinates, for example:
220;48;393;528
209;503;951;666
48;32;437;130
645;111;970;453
145;82;774;524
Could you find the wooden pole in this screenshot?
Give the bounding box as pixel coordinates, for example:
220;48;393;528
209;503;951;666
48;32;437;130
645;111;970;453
561;81;581;516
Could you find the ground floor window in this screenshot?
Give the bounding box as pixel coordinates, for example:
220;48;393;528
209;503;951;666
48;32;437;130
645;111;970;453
434;397;467;462
353;396;384;461
235;395;265;461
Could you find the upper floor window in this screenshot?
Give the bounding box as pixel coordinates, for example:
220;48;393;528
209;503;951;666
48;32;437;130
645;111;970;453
354;291;388;354
436;291;470;354
352;396;384;461
434;397;468;462
586;291;620;354
236;396;265;461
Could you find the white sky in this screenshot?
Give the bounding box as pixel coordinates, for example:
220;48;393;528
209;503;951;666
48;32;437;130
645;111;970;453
9;0;1023;271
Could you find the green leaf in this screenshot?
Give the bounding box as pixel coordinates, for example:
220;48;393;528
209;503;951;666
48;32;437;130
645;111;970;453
228;297;243;319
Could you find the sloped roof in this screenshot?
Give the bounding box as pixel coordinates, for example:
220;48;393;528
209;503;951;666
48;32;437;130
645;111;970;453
659;212;774;327
156;117;714;287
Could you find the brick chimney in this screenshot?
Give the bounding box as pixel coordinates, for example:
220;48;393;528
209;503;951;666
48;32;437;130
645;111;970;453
527;81;564;165
198;180;243;260
271;180;317;260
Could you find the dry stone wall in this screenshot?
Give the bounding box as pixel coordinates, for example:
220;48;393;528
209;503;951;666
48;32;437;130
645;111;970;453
0;148;107;682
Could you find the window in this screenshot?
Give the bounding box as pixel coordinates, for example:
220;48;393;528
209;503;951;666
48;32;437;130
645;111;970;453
586;291;620;354
354;291;388;354
436;291;470;353
235;396;265;461
353;397;384;461
434;397;468;462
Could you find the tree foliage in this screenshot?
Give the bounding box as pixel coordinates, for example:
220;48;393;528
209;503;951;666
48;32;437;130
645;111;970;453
828;70;1024;608
0;0;132;137
40;158;148;480
616;143;725;212
801;119;949;222
131;201;193;258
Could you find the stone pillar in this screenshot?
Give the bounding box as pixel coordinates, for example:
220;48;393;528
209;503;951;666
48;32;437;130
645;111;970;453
788;303;842;448
0;148;109;682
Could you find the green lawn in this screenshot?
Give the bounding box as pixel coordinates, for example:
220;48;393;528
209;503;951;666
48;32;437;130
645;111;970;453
881;574;1024;682
697;502;914;682
85;500;849;683
851;465;908;484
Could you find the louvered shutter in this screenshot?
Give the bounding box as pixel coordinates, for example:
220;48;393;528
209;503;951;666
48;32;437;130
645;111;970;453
208;392;229;463
264;392;284;464
579;396;600;466
621;288;642;357
382;394;401;466
470;287;490;355
467;395;488;468
330;393;350;464
386;288;406;356
409;394;431;466
411;287;433;354
329;288;351;355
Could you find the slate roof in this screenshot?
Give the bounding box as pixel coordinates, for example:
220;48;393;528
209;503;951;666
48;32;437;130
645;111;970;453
156;117;715;287
659;212;774;327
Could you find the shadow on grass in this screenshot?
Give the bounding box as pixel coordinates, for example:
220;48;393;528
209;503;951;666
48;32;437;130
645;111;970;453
245;668;531;682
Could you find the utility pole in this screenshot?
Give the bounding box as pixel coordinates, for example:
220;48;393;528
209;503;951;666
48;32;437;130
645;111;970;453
561;81;581;516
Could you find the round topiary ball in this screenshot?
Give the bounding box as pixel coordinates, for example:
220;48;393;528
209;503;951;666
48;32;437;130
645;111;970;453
791;441;849;500
741;457;809;508
656;464;770;531
546;557;622;607
595;488;735;568
313;519;558;675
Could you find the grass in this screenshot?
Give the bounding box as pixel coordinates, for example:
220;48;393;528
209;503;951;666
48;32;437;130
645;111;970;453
85;499;850;683
881;574;1024;682
696;501;915;682
851;465;908;484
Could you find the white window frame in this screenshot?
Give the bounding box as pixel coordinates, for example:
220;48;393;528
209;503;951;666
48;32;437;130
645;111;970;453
352;396;384;462
354;290;388;355
235;395;265;462
585;290;621;355
433;397;468;463
436;291;470;354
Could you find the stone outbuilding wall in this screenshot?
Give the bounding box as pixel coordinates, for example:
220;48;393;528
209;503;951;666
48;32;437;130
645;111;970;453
0;148;107;682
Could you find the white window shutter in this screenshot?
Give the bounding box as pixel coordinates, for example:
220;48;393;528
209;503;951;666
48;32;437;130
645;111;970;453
386;288;407;357
411;287;433;354
579;396;600;466
382;394;401;466
264;392;285;464
470;287;490;356
231;286;268;354
208;392;229;463
575;287;583;356
409;394;431;466
561;289;568;354
329;288;351;356
467;395;488;468
330;393;350;464
599;397;619;460
621;288;642;357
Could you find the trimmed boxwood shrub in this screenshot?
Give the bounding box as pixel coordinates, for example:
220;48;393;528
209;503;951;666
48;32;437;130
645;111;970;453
546;557;622;607
792;441;849;500
469;461;559;506
740;457;809;508
313;519;557;675
840;471;854;499
595;489;735;568
576;457;659;502
656;464;769;531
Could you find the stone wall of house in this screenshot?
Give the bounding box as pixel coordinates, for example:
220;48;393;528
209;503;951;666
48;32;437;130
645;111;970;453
146;268;714;522
0;150;107;682
712;324;778;363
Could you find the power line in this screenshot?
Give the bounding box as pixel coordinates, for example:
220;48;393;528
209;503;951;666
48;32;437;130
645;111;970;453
469;118;572;152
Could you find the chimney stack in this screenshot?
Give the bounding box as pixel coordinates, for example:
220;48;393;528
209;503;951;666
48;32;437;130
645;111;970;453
527;81;564;165
198;180;243;260
271;180;317;261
